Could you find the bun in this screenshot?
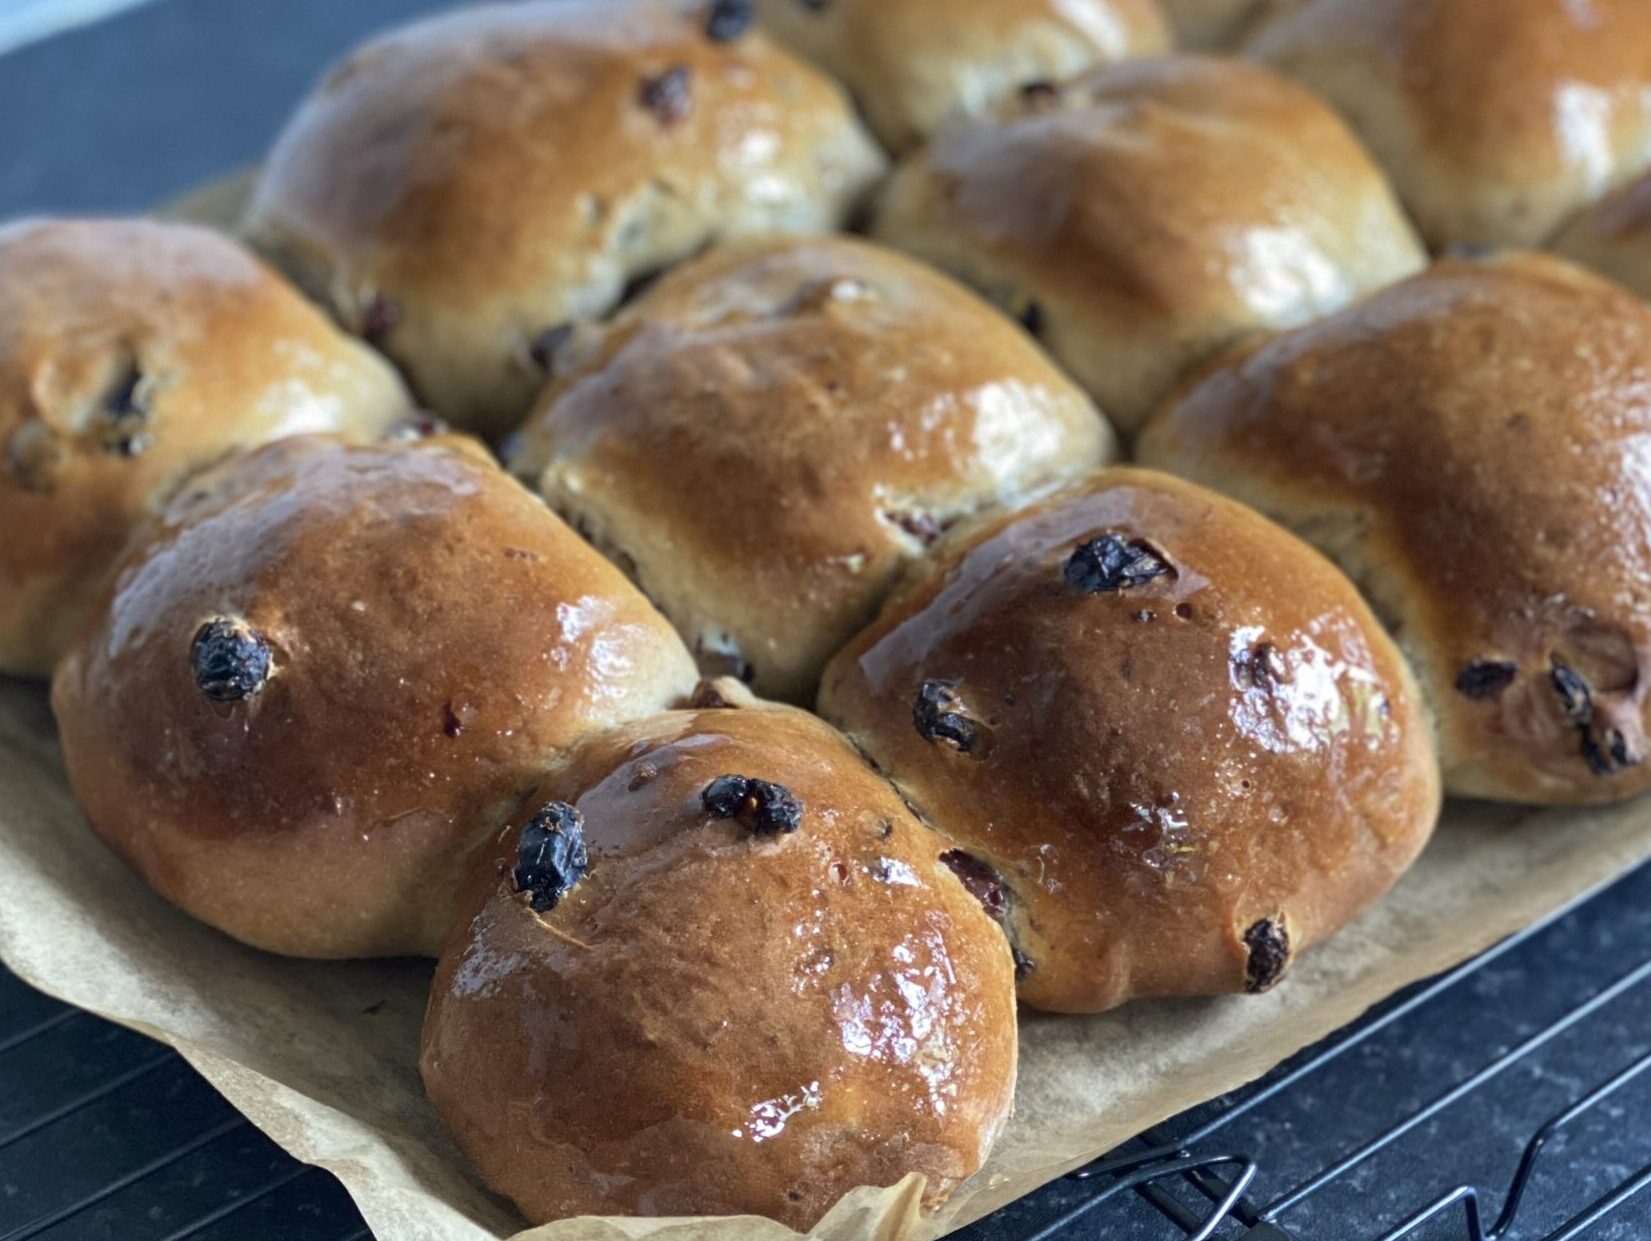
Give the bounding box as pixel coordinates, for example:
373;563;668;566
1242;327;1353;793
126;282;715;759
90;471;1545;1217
1552;171;1651;301
421;697;1017;1228
0;218;408;678
819;467;1440;1013
753;0;1170;151
1159;0;1300;48
1252;0;1651;248
1140;252;1651;805
871;55;1424;431
244;0;886;438
51;434;697;958
510;235;1117;701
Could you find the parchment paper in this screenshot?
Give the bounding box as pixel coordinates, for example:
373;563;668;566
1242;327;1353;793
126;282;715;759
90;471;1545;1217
4;179;1651;1241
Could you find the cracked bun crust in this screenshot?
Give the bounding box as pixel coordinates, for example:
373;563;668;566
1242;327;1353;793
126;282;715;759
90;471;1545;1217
1140;252;1651;806
1252;0;1651;249
819;468;1440;1014
51;434;697;959
0;218;410;678
509;235;1117;703
753;0;1170;152
871;55;1425;432
243;0;887;438
421;696;1018;1229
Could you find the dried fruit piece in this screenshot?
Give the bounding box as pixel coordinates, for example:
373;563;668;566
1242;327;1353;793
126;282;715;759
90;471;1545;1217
881;507;946;547
99;364;151;457
1551;662;1592;722
1243;915;1290;993
701;775;804;835
1019;80;1060;108
639;65;693;124
1235;641;1285;691
1064;534;1171;594
1582;724;1639;776
528;323;574;373
190;618;273;703
1455;658;1518;700
704;0;753;41
1018;301;1045;336
912;680;978;752
939;850;1007;921
360;294;400;344
513;801;589;912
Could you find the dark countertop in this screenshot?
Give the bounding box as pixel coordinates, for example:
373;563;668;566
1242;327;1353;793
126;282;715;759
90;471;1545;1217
2;3;1650;1239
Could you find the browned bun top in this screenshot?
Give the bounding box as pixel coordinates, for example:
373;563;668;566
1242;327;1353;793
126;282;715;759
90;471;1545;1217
1253;0;1651;248
421;697;1018;1228
1160;0;1301;48
0;217;409;678
509;235;1116;702
1553;170;1651;301
870;54;1425;431
819;467;1440;1014
50;434;697;958
1140;252;1651;805
753;0;1171;151
243;0;887;438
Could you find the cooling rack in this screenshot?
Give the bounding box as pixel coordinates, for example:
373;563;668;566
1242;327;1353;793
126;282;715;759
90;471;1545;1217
4;855;1650;1241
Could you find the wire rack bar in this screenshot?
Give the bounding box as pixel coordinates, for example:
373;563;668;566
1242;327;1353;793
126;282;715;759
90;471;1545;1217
0;1050;174;1150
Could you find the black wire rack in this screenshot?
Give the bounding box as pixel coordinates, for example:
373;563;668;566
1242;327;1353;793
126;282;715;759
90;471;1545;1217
5;860;1651;1241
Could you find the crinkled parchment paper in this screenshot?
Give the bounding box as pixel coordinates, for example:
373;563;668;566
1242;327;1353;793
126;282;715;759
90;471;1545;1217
4;182;1651;1241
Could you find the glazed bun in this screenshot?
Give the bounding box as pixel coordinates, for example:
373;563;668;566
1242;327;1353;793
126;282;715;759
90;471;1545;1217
1552;172;1651;302
1159;0;1299;48
1252;0;1651;249
871;55;1424;432
52;435;697;959
819;468;1439;1014
421;695;1018;1228
753;0;1170;151
0;218;408;678
243;0;886;438
510;235;1117;702
1139;252;1651;805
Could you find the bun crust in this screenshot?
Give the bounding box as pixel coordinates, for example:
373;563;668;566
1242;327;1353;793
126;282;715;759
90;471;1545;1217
510;235;1117;702
754;0;1170;151
1253;0;1651;248
244;0;887;437
819;467;1440;1013
51;435;697;958
1140;252;1651;805
0;218;408;677
421;699;1018;1228
1552;170;1651;301
871;55;1425;431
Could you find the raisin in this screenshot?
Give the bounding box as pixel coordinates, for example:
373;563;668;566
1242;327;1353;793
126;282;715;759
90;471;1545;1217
1018;300;1045;337
1012;948;1036;979
701;775;804;835
100;364;151;457
513;802;589;912
1581;724;1639;776
1455;659;1518;700
913;680;979;753
190;618;273;703
1019;79;1060;107
1243;915;1290;993
639;65;693;124
1064;534;1171;594
528;323;574;373
882;508;946;546
940;850;1007;921
1235;641;1285;691
1551;662;1593;722
704;0;753;40
383;412;449;443
360;295;400;344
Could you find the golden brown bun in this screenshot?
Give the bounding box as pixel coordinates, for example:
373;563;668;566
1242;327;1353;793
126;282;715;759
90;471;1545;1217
509;235;1118;702
421;697;1018;1228
1139;252;1651;805
51;435;697;959
753;0;1171;151
1252;0;1651;249
1160;0;1300;48
819;467;1439;1013
871;55;1424;432
1552;171;1651;301
243;0;886;439
0;218;409;679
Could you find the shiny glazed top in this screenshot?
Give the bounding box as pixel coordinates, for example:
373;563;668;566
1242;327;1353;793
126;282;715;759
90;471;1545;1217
753;0;1170;150
244;0;886;436
50;434;696;957
1253;0;1651;247
871;54;1425;430
0;217;409;677
420;697;1018;1229
1139;253;1651;805
510;235;1115;702
819;467;1440;1013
